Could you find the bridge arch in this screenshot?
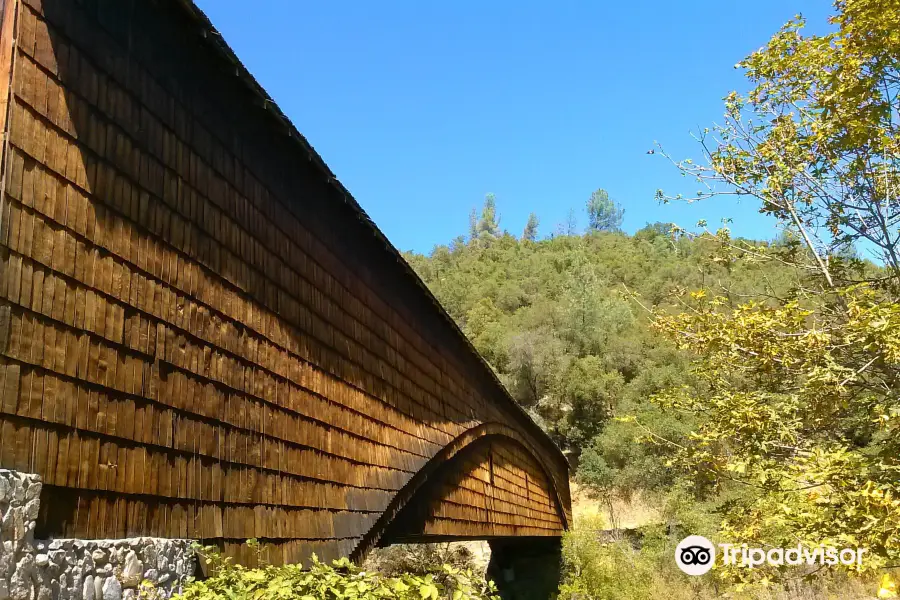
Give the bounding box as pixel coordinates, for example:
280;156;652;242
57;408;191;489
351;423;570;562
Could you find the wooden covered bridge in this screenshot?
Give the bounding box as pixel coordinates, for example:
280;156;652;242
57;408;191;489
0;0;571;571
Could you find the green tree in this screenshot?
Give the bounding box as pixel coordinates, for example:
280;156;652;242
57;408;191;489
522;212;540;242
586;189;624;232
477;194;500;241
651;0;900;581
559;356;622;448
405;205;798;458
658;0;900;289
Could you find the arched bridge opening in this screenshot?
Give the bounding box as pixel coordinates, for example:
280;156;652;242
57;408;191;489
352;425;569;600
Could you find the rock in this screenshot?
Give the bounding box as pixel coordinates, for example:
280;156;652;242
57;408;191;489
142;569;158;584
9;570;34;600
91;550;107;565
23;482;41;503
34;554;49;568
23;500;39;522
1;508;17;538
120;552;142;589
67;567;83;593
58;578;72;600
11;553;35;583
83;576;95;600
122;591;135;600
101;576;121;600
141;546;157;569
80;553;94;574
94;576;104;600
0;475;10;502
95;564;112;577
11;481;24;504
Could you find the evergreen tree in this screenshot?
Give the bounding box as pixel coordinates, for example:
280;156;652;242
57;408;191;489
477;194;500;240
556;208;579;237
522;213;539;242
586;189;624;232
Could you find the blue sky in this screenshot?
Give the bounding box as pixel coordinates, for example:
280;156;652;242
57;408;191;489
195;1;829;254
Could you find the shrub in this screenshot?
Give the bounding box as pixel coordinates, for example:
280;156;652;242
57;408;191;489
363;543;487;582
174;543;498;600
556;515;884;600
557;515;713;600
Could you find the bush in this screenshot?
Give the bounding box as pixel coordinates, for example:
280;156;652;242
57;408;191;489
556;515;884;600
557;515;713;600
363;543;487;582
173;543;498;600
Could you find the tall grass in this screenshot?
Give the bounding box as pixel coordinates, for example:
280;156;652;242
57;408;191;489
557;516;882;600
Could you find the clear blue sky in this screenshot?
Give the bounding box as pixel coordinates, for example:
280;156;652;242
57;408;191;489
195;1;828;254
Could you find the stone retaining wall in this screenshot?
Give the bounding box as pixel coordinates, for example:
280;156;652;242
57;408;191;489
0;470;195;600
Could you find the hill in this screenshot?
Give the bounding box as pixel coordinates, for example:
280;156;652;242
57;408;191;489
403;211;799;497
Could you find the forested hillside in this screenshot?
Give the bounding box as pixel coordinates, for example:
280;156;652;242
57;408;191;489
404;209;801;495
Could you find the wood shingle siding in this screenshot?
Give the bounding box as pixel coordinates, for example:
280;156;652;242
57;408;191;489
0;0;570;565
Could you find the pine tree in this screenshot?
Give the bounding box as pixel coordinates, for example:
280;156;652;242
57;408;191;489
477;194;500;240
586;189;624;232
468;208;478;243
522;213;539;242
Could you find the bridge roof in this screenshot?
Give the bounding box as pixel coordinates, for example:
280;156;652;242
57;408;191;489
171;0;567;468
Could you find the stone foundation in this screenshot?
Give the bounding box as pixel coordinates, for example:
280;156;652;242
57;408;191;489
0;470;195;600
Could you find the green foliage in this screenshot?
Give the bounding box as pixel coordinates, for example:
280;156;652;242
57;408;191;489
476;194;500;243
363;544;485;582
175;545;497;600
651;284;900;579
557;516;713;600
657;0;900;288
522;213;540;242
648;0;900;585
577;401;692;498
586;189;624;233
404;218;795;476
557;516;881;600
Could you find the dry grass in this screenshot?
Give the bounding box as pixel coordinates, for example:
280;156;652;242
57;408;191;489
565;483;885;599
570;481;662;529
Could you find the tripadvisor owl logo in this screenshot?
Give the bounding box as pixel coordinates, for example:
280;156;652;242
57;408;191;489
675;535;715;576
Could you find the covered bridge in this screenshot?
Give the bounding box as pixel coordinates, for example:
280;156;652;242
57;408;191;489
0;0;571;570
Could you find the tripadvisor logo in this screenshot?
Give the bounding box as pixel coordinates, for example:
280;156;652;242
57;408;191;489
676;535;716;575
675;536;868;575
